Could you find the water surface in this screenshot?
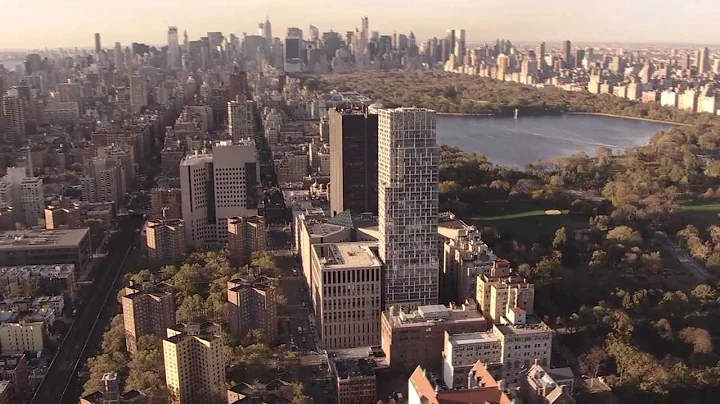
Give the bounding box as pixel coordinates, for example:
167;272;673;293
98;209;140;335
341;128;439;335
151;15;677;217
437;114;675;167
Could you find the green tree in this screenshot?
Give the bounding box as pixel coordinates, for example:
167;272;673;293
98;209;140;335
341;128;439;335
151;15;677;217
176;294;206;324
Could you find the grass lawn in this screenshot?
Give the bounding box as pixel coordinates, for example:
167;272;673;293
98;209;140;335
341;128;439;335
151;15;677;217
679;200;720;228
468;209;582;244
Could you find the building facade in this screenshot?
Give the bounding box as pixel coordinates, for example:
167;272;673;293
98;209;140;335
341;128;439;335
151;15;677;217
145;219;187;264
378;107;440;308
122;283;176;353
226;275;278;344
228;100;255;142
227;216;266;266
310;242;383;349
328;108;379;216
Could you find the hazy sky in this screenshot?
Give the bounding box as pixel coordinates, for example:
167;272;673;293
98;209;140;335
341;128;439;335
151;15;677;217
2;0;720;50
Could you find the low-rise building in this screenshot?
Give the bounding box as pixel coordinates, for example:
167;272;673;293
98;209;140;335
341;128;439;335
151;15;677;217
381;302;488;372
520;361;575;404
332;358;378;404
0;354;28;395
493;310;554;387
0;296;64;316
0;264;76;297
80;372;146;404
226;379;294;403
408;362;512;404
0;313;45;354
0;228;90;271
442;331;501;389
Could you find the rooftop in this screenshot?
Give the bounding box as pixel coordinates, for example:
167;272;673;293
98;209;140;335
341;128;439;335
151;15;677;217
333;357;378;380
385;301;486;329
0;264;75;278
409;365;511;404
0;228;88;250
328;210;378;230
448;331;500;346
313;242;382;270
494;314;553;336
228;275;277;293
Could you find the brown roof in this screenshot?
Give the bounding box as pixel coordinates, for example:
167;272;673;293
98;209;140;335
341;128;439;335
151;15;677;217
409;366;512;404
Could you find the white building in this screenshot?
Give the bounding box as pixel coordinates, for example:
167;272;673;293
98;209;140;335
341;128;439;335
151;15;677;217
180;140;259;249
378;107;440;308
228;100;255;142
660;90;678;107
310;241;382;349
3;167;43;226
442;331;501;389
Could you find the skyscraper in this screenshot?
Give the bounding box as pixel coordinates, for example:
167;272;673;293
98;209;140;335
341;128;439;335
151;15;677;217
121;282;175;353
228;100;254;141
361;16;369;54
328;108;379;216
129;76;147;114
1;95;25;145
94;33;102;53
454;29;466;63
167;26;180;69
536;42;546;71
446;29;456;55
263;16;272;43
698;47;711;74
378;108;440;309
563;40;572;68
574;49;585;69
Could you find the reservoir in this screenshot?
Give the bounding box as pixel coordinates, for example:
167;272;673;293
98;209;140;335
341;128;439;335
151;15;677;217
436;114;676;167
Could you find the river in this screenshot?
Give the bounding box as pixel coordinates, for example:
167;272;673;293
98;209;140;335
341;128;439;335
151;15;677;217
436;114;676;167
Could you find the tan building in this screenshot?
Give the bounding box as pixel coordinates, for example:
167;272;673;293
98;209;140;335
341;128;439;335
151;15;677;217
310;242;382;349
0;319;45;354
475;260;512;317
381;302;488;373
44;206;82;230
150;188;182;220
439;214;497;303
678;90;698;112
163;323;225;404
146;219;187;264
488;278;535;325
227;216;266;266
442;331;501;389
122;282;176;353
226;275;278;344
493;311;553;387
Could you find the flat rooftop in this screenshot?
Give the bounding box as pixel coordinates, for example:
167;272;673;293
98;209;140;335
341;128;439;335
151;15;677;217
494;314;553;336
450;331;500;346
333;357;378;379
313;242;382;270
386;302;486;329
304;218;348;238
0;228;88;250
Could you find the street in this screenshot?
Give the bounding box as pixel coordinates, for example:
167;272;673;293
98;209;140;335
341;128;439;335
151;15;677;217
30;216;144;404
665;239;712;280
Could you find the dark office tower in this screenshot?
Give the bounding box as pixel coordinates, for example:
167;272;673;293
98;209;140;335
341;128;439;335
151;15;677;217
94;33;102;53
229;69;248;101
574;49;585;69
563;40;572;68
699;47;711;74
328;108;378;216
536;42;546;69
446;29;456;54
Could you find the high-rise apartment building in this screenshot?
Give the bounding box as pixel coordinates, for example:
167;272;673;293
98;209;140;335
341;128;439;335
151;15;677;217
228;71;248;102
228;100;255;142
328;108;378;216
163;323;225;404
227;216;266;266
227;275;278;343
3;167;42;226
121;282;175;353
180;141;259;249
361;17;369;54
146;219;187;264
150;187;182;220
1;95;25;145
56;82;82;105
378;107;440;308
129;76;147;114
310;242;383;349
454;29;466;63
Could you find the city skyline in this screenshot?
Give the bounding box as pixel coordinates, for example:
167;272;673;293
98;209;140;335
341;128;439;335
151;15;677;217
2;0;720;50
